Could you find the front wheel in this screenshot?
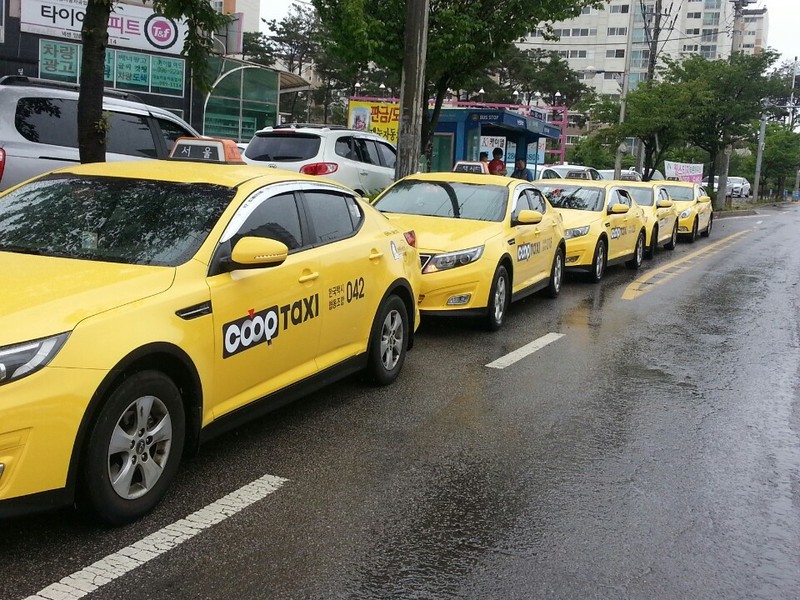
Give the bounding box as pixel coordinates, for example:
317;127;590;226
588;238;606;284
665;222;678;250
545;246;565;298
645;226;658;259
80;371;185;525
367;295;408;386
688;218;699;243
485;264;510;331
701;214;713;237
626;231;645;269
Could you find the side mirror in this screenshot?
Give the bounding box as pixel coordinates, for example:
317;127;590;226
698;195;711;203
656;199;674;208
608;203;629;214
227;236;289;271
514;209;543;225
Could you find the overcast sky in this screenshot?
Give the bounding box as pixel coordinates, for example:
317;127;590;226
260;0;799;69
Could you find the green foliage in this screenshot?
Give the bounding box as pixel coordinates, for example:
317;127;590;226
566;135;616;169
241;32;275;66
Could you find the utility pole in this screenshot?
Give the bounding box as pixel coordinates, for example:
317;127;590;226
752;110;767;202
613;2;637;179
395;0;430;179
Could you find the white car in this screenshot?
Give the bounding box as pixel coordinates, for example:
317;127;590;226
702;176;751;198
537;164;602;181
243;124;397;196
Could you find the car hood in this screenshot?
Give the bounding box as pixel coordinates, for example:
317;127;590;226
671;200;696;212
0;252;175;345
380;213;502;253
556;208;604;230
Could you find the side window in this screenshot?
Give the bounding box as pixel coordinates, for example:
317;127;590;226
354;138;381;165
608;190;630;209
234;192;304;250
156;117;193;154
511;191;533;221
525;189;547;213
304;190;357;244
376;142;397;169
659;188;670;203
107;112;158;158
542;170;557;179
617;190;632;207
590;169;602;180
15;97;78;147
335;136;358;161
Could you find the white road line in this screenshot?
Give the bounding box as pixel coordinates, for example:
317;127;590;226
485;332;565;369
24;473;288;600
756;220;763;224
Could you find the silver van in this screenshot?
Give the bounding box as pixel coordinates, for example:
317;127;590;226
0;76;199;191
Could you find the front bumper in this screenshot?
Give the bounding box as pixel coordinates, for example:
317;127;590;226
417;261;493;315
0;366;105;513
563;234;598;270
677;212;696;234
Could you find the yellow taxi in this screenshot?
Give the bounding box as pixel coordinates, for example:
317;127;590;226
535;180;647;282
372;172;566;330
618;181;679;258
0;139;421;524
659;181;713;242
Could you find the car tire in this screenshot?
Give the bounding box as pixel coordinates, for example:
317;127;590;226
626;231;645;269
80;370;185;525
701;214;713;237
366;295;408;386
645;226;658;259
688;218;699;243
665;222;678;250
588;238;606;283
485;264;510;331
545;246;565;298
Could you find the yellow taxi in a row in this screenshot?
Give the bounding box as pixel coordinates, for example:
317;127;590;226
0;139;421;524
659;181;714;242
534;181;648;282
619;181;680;257
372;172;566;330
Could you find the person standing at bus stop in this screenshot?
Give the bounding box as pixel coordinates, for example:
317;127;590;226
511;158;534;182
488;147;505;175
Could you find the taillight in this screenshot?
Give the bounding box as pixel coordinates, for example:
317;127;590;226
0;148;5;183
300;162;338;176
403;230;417;248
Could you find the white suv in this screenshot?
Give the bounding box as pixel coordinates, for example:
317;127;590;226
0;76;200;191
243;124;397;195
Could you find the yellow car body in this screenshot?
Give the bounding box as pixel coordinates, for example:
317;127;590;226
535;180;648;282
660;182;714;242
619;181;680;257
0;158;420;523
372;172;566;330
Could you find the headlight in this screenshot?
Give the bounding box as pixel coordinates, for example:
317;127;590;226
679;208;692;219
0;333;70;386
423;246;484;273
564;225;590;239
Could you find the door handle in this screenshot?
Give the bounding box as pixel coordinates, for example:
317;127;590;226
298;271;319;283
359;171;368;176
369;250;384;260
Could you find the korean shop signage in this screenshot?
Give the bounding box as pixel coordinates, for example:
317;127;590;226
22;0;188;55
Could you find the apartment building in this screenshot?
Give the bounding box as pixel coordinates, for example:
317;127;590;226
521;1;768;98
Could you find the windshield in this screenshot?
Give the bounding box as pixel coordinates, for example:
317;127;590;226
626;187;654;206
374;180;508;222
536;184;606;212
662;185;695;201
245;133;321;162
0;175;235;266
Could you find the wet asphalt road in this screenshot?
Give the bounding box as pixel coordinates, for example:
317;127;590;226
3;204;800;600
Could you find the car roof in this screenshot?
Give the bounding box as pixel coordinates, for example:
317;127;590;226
37;160;350;189
402;171;520;187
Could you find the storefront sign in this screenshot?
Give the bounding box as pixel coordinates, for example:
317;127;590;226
22;0;188;55
348;100;399;144
39;39;79;82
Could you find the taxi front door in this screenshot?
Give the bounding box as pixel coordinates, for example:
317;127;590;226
207;188;323;420
606;189;636;261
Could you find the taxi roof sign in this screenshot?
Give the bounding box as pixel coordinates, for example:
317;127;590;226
453;161;489;174
168;137;245;164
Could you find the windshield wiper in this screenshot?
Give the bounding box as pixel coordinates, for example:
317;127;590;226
0;244;43;256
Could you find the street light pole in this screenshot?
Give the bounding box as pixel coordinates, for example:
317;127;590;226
613;1;637;179
752;110;767;202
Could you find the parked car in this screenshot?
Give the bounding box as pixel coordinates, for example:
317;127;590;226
0;138;420;524
243;124;397;196
619;181;679;257
373;172;566;330
662;182;714;242
537;164;603;181
535;180;647;282
0;75;200;191
597;169;643;181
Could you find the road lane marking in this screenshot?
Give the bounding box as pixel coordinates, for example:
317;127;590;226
24;473;288;600
622;229;751;301
486;332;565;369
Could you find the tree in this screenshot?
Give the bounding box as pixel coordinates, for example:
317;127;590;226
313;0;601;158
79;1;230;163
241;32;275;66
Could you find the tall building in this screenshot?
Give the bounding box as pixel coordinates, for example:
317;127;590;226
521;1;768;98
